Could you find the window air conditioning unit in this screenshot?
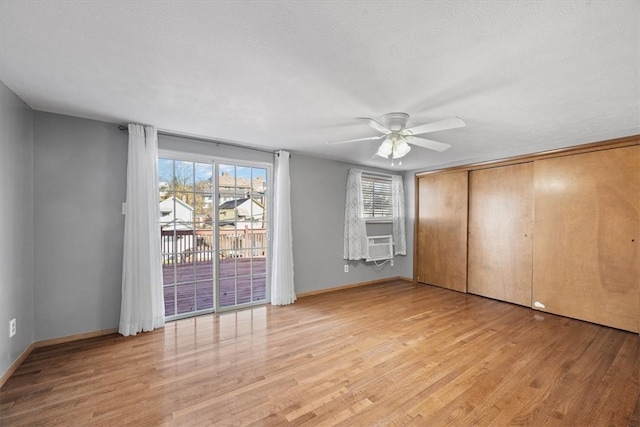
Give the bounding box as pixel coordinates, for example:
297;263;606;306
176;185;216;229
366;235;393;262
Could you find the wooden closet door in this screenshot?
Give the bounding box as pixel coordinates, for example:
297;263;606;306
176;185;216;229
468;163;533;306
415;171;468;292
533;146;639;332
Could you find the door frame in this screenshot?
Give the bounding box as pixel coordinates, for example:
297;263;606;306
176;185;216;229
159;149;272;319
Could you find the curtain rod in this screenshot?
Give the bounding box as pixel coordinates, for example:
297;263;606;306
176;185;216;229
118;124;282;156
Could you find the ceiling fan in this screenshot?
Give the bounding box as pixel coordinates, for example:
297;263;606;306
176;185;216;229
328;112;465;164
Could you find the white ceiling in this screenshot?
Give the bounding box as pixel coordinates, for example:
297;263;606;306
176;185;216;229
1;1;638;171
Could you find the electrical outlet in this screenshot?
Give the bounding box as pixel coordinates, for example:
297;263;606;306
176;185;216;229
9;318;16;338
344;264;349;273
390;260;394;267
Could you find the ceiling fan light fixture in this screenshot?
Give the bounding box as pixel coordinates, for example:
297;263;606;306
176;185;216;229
375;137;393;158
392;137;411;159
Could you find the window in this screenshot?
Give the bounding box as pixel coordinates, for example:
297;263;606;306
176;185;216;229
344;169;406;260
361;173;393;219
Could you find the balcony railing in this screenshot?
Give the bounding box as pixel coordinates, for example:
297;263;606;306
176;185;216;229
161;228;267;264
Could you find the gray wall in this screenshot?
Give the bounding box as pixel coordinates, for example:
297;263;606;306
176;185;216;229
23;112;413;344
159;137;414;294
33;112;127;341
402;170;416;281
290;154;412;294
0;81;34;378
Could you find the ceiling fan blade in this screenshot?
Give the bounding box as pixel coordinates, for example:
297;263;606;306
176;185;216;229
403;117;465;136
327;135;385;145
356;117;392;134
406;136;452;152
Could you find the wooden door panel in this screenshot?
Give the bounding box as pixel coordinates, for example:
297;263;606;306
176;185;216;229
468;163;533;306
416;171;468;292
532;146;639;332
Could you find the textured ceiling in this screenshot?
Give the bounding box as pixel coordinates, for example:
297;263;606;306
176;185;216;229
1;1;638;171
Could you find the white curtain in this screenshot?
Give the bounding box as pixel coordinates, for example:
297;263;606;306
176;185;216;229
391;175;407;255
343;169;368;260
271;150;296;305
119;124;165;336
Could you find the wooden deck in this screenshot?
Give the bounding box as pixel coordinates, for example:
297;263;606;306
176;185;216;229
2;281;638;426
163;258;267;315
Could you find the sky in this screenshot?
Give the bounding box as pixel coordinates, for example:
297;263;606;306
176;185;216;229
158;158;267;185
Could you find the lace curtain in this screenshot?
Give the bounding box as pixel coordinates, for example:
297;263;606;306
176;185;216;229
343;169;368;260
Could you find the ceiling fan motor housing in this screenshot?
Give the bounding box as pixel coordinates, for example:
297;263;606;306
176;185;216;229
381;112;410;132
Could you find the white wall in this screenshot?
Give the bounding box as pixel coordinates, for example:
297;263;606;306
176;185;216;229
0;81;34;378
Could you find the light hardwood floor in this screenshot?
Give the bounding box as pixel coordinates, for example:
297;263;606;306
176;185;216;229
1;281;638;426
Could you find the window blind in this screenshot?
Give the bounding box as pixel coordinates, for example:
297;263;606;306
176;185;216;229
361;174;393;218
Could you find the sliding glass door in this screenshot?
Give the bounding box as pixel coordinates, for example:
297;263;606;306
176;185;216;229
159;156;269;320
218;164;268;308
